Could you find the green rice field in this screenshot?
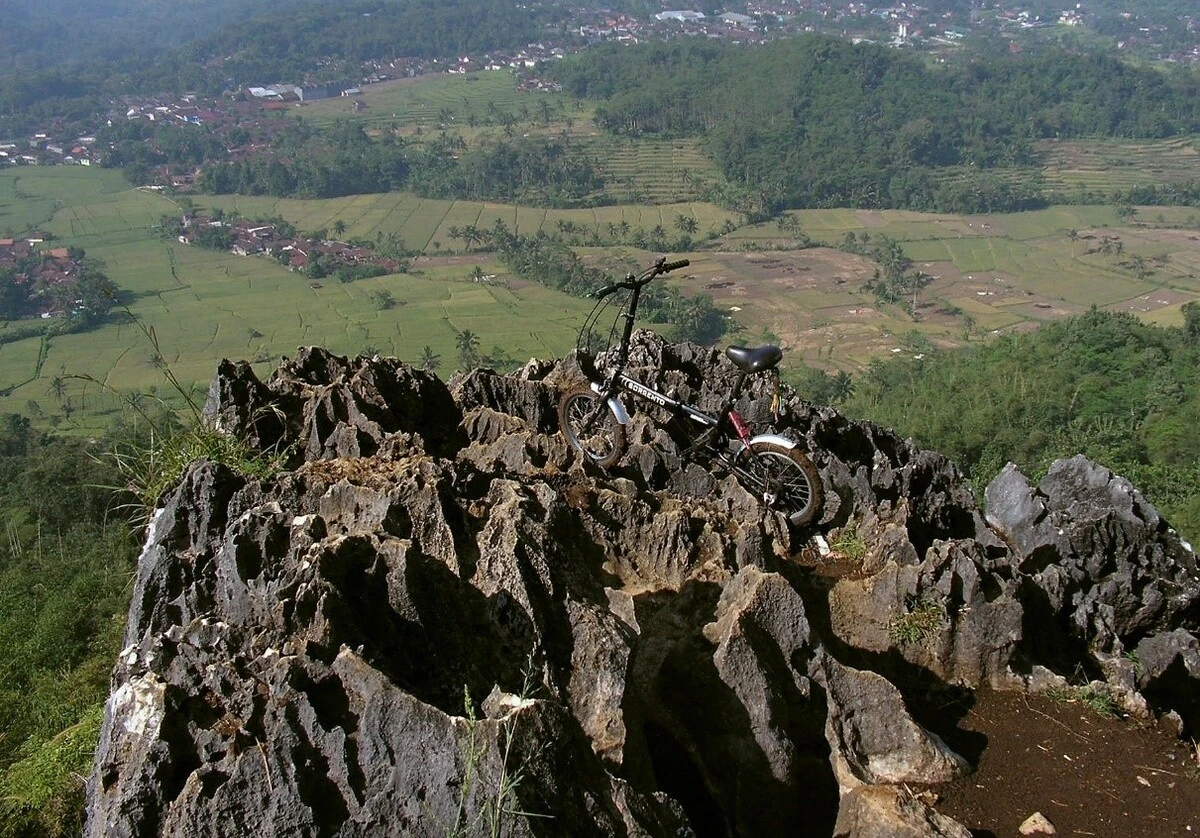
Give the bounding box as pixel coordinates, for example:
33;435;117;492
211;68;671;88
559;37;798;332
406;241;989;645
4;163;1200;428
0;168;596;431
202;192;740;250
294;71;564;134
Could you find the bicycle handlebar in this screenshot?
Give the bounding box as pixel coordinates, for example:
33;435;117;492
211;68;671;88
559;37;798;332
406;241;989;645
590;257;690;298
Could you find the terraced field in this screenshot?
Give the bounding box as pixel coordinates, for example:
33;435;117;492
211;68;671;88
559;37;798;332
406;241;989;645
202;192;740;251
4;164;1200;428
575;135;724;204
1038;137;1200;194
291;70;726;206
293;71;566;135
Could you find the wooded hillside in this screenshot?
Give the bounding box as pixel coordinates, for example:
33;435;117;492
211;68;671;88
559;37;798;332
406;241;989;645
552;37;1200;214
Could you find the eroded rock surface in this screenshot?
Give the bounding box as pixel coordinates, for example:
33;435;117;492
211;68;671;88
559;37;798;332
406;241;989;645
88;337;1200;837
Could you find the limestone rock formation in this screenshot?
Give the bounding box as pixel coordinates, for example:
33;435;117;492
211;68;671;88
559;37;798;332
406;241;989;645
86;334;1200;837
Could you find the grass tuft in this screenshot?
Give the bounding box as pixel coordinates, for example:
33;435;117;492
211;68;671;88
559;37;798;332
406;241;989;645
889;596;945;647
105;422;288;530
85;314;290;531
1044;684;1118;718
829;525;867;561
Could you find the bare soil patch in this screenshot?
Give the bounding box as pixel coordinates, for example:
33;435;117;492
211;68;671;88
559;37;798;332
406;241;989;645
703;250;876;301
1109;288;1192;316
929;689;1200;838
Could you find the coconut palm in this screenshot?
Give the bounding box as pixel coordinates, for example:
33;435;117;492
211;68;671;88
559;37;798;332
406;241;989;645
418;346;441;373
455;330;481;369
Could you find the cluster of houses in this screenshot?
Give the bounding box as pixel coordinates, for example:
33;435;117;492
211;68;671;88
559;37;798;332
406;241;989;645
0;236;88;318
175;216;402;281
0;135;97;167
123;94;226;126
8;3;1198;179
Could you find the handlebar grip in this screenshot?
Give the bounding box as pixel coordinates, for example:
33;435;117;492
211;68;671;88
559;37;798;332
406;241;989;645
661;259;690;273
592;284;619;299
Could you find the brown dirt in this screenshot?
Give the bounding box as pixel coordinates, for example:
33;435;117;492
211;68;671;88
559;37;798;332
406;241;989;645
926;688;1200;837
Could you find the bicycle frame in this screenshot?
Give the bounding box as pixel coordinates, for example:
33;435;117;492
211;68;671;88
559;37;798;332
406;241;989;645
579;257;799;463
587;374;799;464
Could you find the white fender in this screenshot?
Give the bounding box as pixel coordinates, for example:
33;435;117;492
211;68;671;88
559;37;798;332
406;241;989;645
747;433;796;449
590;381;631;425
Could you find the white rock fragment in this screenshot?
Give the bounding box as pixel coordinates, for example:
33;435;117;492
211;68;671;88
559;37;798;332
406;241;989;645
1018;811;1057;835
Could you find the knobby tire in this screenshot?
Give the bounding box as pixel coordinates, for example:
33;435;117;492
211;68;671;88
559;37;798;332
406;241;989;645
746;441;823;527
559;386;627;469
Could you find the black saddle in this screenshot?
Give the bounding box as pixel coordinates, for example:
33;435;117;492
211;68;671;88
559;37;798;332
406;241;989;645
725;345;782;374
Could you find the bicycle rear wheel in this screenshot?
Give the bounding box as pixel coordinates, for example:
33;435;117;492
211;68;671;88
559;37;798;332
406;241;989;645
745;441;823;526
559;386;627;469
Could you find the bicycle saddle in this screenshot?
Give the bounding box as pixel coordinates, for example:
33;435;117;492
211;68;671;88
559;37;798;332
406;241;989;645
725;345;782;373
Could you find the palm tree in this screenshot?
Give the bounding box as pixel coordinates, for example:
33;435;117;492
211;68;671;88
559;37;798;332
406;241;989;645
829;371;855;404
332;219;347;238
461;225;482;253
675;214;698;235
418;345;441;373
455;330;481;369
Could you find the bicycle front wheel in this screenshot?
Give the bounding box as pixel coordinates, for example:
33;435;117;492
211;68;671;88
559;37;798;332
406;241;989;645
745;441;824;526
558;386;627;469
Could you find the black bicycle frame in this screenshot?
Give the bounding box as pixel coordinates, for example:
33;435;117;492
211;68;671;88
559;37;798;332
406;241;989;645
593;278;761;451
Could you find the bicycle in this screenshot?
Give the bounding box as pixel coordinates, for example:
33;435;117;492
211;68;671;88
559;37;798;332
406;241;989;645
558;256;824;527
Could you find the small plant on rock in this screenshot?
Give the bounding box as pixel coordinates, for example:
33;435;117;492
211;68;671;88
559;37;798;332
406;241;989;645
888;595;945;646
445;658;549;837
829;525;867;562
85;316;289;531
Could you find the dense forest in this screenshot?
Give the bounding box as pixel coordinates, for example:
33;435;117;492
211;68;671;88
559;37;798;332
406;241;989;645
0;0;297;74
193;126;606;206
806;306;1200;539
551;37;1200;214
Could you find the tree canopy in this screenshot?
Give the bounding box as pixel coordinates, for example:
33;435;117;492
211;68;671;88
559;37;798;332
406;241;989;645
551;36;1200;214
829;307;1200;539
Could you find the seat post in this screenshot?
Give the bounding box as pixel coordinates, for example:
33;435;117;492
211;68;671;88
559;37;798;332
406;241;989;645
729;370;748;400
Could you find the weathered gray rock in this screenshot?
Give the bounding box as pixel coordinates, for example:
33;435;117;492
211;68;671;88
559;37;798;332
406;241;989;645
88;454;687;837
1132;628;1200;731
985;457;1200;710
700;566;834;833
833;785;973;838
820;658;970;792
89;342;1200;837
827;537;1023;687
203;347;466;463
